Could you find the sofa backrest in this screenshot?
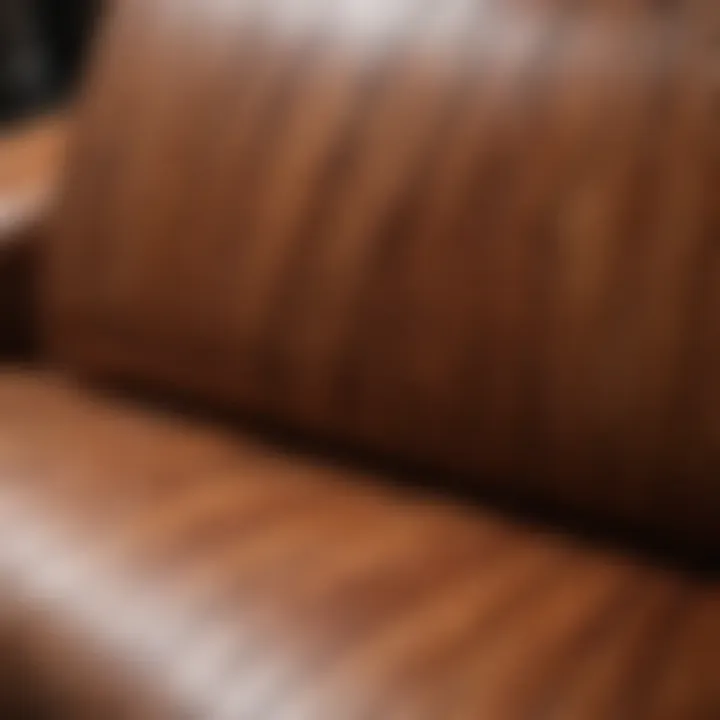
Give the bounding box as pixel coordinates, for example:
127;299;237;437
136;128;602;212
45;0;720;552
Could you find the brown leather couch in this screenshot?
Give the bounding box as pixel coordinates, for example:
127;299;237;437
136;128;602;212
0;0;718;717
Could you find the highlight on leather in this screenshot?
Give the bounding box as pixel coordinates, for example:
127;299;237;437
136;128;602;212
47;0;720;550
0;371;717;719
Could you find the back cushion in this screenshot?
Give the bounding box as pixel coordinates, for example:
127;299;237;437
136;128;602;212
47;0;720;551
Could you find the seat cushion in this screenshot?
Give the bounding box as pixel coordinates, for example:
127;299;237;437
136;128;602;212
0;369;717;719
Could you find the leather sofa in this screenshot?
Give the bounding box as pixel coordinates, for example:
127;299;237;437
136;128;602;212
0;0;718;717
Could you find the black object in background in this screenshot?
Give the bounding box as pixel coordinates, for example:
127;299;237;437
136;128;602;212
0;0;52;122
34;0;103;95
1;0;102;124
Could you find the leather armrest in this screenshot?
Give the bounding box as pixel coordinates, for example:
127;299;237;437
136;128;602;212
0;112;69;358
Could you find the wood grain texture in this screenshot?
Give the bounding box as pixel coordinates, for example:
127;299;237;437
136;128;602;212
0;369;717;719
46;0;720;550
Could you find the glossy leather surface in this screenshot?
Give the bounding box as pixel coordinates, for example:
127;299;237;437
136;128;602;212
0;369;718;719
47;0;720;550
2;0;716;715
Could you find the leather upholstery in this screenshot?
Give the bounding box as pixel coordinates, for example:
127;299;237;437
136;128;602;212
0;0;716;716
0;369;717;719
46;0;720;551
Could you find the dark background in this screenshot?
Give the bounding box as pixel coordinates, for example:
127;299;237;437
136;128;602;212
1;0;103;124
